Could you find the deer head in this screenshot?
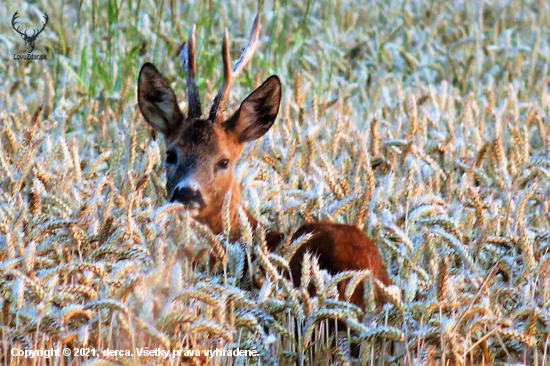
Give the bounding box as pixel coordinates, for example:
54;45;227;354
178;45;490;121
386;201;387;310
137;15;281;234
12;11;49;54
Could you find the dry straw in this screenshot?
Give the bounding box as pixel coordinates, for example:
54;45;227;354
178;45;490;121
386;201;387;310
1;0;550;364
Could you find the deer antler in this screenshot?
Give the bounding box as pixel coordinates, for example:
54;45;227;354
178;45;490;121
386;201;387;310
209;14;260;123
11;11;49;39
34;13;49;38
11;11;26;37
179;25;201;119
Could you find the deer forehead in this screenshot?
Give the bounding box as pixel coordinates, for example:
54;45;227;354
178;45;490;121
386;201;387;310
168;119;239;159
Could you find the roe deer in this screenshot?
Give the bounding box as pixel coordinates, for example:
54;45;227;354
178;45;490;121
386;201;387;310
137;14;390;309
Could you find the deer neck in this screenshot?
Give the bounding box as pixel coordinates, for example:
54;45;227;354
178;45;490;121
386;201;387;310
196;181;258;241
195;181;283;250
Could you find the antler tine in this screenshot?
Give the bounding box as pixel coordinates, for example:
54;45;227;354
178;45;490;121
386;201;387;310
209;14;261;123
12;11;25;36
40;13;49;31
222;29;232;90
208;29;231;122
179;25;201;118
232;14;260;78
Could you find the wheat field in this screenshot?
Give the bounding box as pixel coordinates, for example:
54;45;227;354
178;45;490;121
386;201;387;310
1;0;549;365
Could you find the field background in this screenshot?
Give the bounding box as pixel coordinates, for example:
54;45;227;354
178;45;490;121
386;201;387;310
1;0;550;365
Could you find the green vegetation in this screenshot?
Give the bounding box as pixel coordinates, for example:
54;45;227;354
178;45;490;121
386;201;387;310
1;0;549;364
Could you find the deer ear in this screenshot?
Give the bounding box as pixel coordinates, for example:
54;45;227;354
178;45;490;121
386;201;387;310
138;63;184;135
225;75;281;143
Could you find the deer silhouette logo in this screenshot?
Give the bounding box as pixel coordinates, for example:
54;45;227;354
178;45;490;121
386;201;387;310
11;11;49;54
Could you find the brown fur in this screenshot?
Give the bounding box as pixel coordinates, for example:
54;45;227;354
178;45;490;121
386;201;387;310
288;222;391;307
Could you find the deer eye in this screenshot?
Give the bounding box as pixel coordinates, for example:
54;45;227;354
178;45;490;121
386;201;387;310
216;158;229;170
166;151;177;165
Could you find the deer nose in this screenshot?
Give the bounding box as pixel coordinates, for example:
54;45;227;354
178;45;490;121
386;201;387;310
171;187;202;206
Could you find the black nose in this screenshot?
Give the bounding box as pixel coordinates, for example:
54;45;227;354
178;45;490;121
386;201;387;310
170;187;201;205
